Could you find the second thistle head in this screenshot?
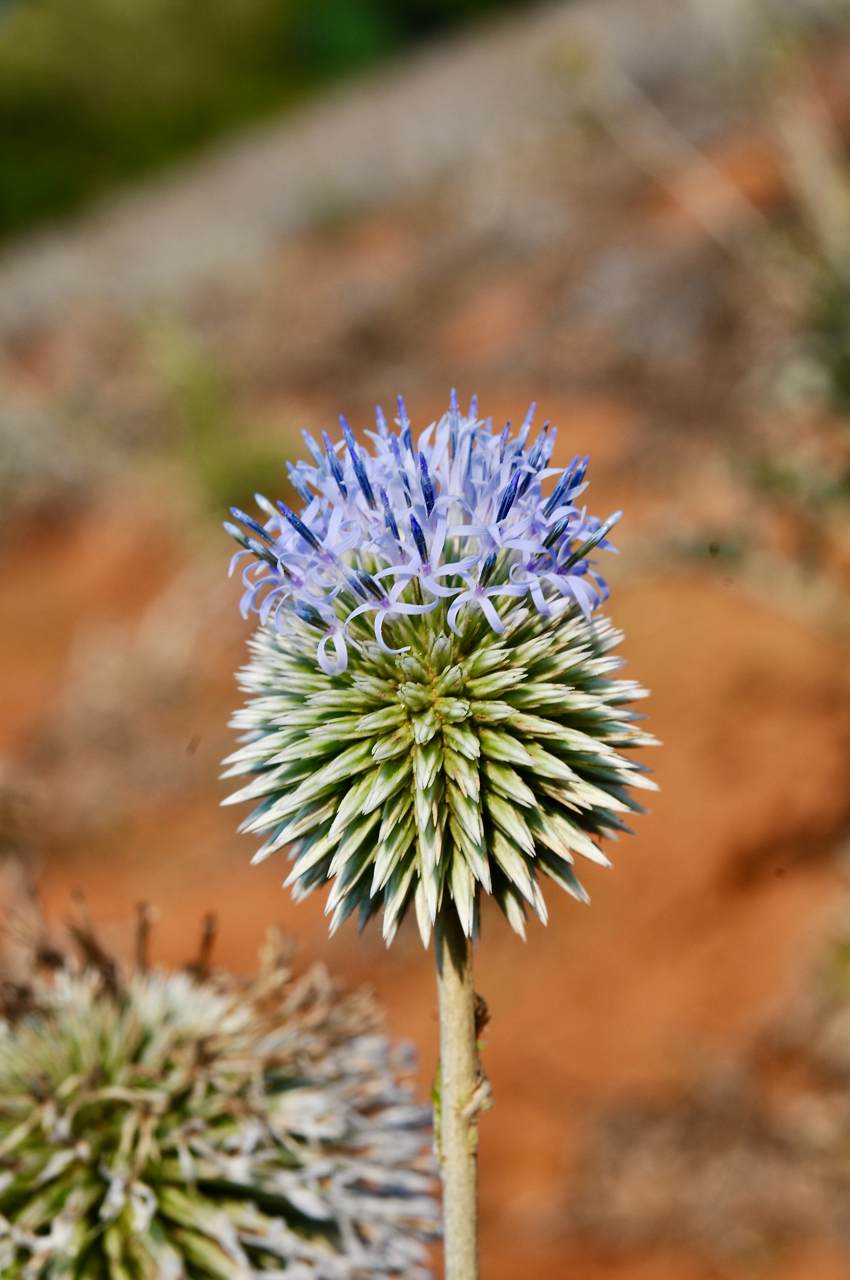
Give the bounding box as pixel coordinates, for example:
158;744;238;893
0;915;435;1278
224;393;657;946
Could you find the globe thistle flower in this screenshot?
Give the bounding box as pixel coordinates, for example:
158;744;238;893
0;922;435;1278
225;393;656;947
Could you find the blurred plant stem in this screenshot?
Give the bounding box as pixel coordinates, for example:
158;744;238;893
435;908;482;1280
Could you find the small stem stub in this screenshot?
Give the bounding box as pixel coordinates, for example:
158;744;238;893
435;909;486;1280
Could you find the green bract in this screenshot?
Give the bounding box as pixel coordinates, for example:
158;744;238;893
0;941;434;1278
226;593;657;947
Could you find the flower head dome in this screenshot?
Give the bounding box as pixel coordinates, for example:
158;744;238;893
0;929;435;1278
225;394;656;946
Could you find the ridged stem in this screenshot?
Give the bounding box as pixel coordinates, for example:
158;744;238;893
435;908;480;1280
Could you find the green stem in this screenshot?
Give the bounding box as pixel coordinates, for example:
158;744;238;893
435;908;481;1280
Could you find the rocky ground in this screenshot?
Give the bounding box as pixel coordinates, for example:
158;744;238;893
2;1;850;1275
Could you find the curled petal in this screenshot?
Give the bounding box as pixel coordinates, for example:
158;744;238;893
374;611;409;655
317;630;348;675
421;574;463;599
228;549;251;578
258;585;288;624
373;562;416;585
446;592;477;635
546;572;598;618
527;575;550;617
477;594;506;633
390;600;440;616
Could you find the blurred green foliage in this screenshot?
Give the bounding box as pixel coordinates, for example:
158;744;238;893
806;268;850;414
0;0;537;238
745;443;850;509
147;318;291;516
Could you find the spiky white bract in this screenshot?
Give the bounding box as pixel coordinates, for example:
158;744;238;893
0;943;435;1279
225;395;657;947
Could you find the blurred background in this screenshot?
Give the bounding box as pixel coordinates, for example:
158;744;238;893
2;0;850;1275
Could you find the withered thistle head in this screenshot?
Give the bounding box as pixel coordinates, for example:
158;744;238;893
0;922;434;1277
225;394;656;946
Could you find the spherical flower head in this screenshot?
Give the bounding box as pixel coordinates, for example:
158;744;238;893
0;938;435;1278
225;393;657;946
